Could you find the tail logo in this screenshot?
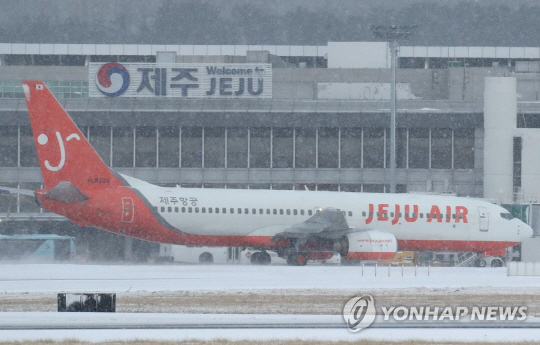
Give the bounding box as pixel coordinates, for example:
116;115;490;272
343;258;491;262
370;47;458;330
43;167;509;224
37;132;81;172
95;62;130;97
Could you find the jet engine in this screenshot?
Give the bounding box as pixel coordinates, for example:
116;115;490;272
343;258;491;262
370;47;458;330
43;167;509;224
335;230;397;260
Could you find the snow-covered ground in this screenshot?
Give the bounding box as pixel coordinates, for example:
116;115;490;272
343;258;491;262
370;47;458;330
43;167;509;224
1;264;540;294
1;264;540;343
2;327;540;343
1;313;540;343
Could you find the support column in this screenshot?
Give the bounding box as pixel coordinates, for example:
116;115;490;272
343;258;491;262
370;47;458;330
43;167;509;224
483;77;517;203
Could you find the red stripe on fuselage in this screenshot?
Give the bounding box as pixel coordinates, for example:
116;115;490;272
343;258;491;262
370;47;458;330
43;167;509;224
398;239;519;252
345;252;396;260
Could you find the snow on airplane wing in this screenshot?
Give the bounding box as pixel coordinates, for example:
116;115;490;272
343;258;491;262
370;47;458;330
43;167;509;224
273;208;362;241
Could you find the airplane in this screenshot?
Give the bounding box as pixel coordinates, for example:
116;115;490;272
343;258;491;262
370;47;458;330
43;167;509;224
0;80;533;266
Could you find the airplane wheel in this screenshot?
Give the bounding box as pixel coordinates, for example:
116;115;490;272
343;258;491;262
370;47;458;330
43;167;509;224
475;258;487;267
286;254;294;265
260;251;271;265
296;253;308;266
491;259;503;267
287;253;307;266
199;252;214;264
251;251;271;265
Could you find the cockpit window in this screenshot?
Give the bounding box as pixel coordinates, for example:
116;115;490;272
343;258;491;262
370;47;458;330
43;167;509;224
500;213;514;220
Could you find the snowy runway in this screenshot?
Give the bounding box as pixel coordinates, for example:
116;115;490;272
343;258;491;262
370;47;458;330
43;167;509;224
1;313;540;343
1;264;540;343
1;264;540;293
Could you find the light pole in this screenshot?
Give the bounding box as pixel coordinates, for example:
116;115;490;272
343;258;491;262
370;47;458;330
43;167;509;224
371;25;416;193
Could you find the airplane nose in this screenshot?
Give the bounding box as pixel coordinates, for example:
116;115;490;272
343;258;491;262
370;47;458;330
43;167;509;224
521;223;534;240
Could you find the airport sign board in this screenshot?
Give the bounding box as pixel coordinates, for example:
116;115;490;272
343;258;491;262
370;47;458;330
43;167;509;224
89;62;272;98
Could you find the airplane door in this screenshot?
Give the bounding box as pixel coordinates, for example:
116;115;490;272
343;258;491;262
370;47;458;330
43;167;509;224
121;197;134;223
478;206;489;231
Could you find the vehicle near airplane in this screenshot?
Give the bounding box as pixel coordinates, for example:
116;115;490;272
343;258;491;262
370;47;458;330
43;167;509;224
380;251;416;266
0;234;75;262
0;81;533;266
158;244;242;264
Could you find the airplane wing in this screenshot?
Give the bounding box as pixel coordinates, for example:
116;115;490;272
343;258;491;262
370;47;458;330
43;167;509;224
273;208;360;241
270;208;396;261
0;186;35;196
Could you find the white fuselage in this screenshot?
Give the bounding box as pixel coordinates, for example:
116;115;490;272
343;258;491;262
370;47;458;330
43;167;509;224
130;182;528;245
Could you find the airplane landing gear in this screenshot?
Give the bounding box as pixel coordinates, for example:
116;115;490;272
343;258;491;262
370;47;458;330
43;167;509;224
475;256;504;267
475;258;487;267
250;251;271;265
287;252;308;266
490;258;504;267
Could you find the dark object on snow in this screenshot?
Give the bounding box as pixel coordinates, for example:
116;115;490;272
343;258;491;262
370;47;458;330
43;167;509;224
57;293;116;312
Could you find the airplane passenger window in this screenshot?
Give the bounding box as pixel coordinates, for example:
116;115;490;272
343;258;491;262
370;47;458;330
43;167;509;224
188;207;192;213
245;208;249;214
160;207;165;212
273;209;277;215
308;210;313;215
208;208;212;214
182;207;186;213
390;212;395;217
362;211;366;217
195;207;199;213
280;209;284;215
419;213;423;218
259;209;263;214
377;212;380;217
300;210;304;215
202;207;206;213
230;208;234;214
266;209;270;214
446;214;450;220
452;214;456;219
348;211;353;216
238;208;242;214
405;213;409;218
252;208;256;214
174;207;179;213
293;210;298;215
286;209;290;215
168;207;172;212
222;208;226;213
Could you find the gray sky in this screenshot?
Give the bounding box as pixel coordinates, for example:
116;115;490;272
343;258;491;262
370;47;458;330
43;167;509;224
2;0;540;46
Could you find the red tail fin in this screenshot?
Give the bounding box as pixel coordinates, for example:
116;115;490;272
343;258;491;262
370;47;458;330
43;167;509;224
23;81;124;191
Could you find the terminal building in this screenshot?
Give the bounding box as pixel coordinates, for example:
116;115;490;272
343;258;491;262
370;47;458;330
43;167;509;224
1;41;540;261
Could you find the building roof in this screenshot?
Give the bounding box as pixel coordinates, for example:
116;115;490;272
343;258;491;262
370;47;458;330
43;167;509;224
2;43;540;60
